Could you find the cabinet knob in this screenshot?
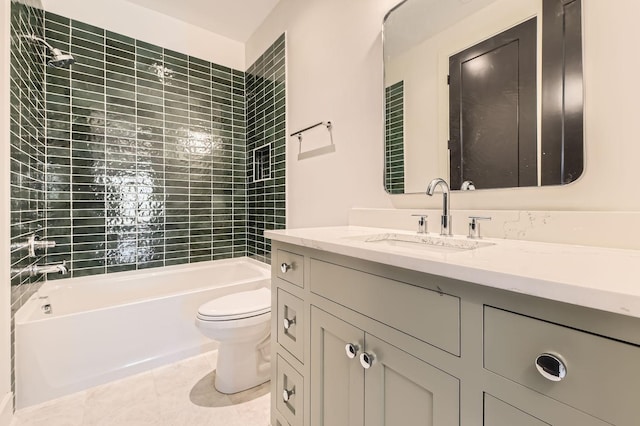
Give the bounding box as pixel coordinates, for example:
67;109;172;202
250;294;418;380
359;352;375;369
282;387;295;402
535;353;567;382
345;343;360;359
280;263;291;273
283;317;296;331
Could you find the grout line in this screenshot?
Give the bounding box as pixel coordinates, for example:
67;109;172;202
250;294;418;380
102;24;107;275
163;47;167;268
68;16;75;278
16;12;285;282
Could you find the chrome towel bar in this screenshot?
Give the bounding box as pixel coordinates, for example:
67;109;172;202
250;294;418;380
290;121;332;141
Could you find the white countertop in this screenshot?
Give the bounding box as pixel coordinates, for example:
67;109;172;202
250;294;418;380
265;226;640;319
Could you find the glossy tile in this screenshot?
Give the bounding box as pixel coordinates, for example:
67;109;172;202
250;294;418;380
246;33;287;264
8;3;47;391
38;12;257;277
11;23;285;410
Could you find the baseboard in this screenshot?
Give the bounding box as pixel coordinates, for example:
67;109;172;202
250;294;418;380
0;392;13;426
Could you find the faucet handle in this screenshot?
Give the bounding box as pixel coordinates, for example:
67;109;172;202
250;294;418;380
468;216;491;239
411;214;428;234
27;235;56;258
460;180;476;190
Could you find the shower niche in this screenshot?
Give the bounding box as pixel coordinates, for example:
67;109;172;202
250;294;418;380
253;143;272;182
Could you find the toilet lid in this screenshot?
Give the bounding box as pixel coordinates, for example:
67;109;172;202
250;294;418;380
197;287;271;321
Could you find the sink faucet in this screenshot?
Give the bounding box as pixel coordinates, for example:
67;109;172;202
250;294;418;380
426;178;452;236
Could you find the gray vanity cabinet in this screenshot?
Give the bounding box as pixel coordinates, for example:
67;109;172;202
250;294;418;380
484;394;550;426
482;391;610;426
310;307;364;426
270;241;640;426
310;307;459;426
364;333;459;426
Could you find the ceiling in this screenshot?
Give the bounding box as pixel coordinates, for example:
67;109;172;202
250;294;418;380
124;0;281;42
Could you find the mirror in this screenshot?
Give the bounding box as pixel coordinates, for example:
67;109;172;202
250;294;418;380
383;0;583;193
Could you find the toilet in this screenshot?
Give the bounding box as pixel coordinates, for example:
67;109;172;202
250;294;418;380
195;287;271;394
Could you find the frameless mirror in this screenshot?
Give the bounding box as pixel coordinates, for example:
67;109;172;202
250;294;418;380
383;0;583;194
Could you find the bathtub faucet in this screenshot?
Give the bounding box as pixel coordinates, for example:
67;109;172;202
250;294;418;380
10;234;56;258
11;260;68;277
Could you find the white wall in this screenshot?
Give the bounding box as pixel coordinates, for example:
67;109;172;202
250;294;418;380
247;0;640;229
41;0;245;70
0;0;13;422
246;0;397;228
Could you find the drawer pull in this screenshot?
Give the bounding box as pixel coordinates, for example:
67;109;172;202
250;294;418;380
535;353;567;382
359;352;375;369
345;343;360;359
280;263;291;273
283;317;296;330
282;387;295;402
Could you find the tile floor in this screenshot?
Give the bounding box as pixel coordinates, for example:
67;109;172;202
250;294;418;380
12;351;271;426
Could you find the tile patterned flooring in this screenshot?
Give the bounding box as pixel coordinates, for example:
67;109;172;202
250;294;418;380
12;351;271;426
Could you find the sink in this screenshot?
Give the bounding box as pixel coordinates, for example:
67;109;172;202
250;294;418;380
345;233;494;253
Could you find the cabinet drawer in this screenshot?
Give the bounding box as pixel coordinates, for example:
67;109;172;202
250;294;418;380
276;355;304;426
277;288;304;363
483;392;609;426
276;249;304;288
484;306;640;425
310;259;460;355
484;394;549;426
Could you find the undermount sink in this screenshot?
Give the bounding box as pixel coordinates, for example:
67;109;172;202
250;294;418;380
345;233;495;253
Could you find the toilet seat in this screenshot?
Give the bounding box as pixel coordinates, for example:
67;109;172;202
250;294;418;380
194;286;272;393
197;287;270;321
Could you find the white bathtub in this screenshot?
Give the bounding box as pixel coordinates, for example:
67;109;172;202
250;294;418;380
14;257;270;408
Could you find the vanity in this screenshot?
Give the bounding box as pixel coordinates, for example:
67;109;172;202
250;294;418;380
267;226;640;426
267;0;637;423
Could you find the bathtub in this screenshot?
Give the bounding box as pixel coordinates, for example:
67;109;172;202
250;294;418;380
14;257;270;408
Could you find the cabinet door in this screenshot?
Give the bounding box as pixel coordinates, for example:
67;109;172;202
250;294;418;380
364;334;459;426
310;307;365;426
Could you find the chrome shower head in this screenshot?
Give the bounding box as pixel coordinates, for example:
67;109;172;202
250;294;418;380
21;34;75;68
48;48;75;68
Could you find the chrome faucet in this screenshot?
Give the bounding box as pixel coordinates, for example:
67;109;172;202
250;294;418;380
411;214;428;234
426;178;453;236
10;235;56;258
11;260;68;277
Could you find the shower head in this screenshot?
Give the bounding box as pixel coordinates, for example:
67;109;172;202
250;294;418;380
21;34;75;68
48;48;75;68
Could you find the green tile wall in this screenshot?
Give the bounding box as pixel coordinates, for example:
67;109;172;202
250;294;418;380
43;13;251;277
8;0;46;396
385;81;405;194
9;14;287;279
246;34;286;263
7;7;286;395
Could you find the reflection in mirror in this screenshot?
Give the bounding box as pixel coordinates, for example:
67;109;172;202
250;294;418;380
383;0;583;194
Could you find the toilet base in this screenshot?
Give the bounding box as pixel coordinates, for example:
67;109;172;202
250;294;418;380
214;333;271;394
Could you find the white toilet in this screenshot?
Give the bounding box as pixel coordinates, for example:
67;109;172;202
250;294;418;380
195;287;271;394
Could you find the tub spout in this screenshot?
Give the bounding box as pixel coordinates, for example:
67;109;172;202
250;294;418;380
11;260;68;277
